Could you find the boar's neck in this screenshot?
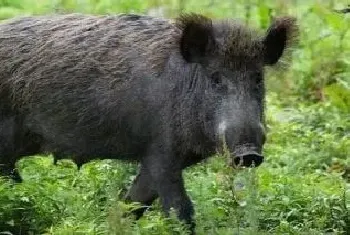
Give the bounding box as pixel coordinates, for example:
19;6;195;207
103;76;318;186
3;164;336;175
161;61;217;161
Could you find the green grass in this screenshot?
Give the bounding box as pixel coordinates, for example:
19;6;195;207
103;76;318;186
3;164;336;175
0;0;349;234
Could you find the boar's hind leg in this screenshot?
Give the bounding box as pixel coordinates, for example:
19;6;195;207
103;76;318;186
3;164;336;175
125;165;158;219
0;151;22;183
143;154;195;234
0;160;22;183
0;118;22;182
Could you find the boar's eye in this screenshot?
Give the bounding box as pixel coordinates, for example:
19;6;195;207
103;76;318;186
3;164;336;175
210;72;227;92
255;71;263;84
254;71;264;93
211;71;222;85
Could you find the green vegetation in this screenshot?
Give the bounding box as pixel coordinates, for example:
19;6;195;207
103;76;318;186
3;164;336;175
0;0;349;234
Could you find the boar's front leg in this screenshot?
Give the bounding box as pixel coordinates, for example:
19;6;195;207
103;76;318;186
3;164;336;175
143;152;196;234
125;165;158;219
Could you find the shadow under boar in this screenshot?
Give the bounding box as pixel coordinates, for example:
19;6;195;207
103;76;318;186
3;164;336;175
0;13;297;233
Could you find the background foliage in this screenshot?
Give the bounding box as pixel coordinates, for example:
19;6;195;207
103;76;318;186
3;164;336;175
0;0;349;234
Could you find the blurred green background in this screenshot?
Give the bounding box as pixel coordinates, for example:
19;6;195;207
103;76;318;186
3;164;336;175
0;0;349;235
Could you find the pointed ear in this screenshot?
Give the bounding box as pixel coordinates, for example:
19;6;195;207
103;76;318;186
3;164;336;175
263;16;298;65
175;13;215;63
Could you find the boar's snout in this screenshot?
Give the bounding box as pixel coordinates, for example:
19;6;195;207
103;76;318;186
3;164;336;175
233;152;264;167
231;145;264;168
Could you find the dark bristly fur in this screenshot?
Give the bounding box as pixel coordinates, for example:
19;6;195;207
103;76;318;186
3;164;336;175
0;12;298;233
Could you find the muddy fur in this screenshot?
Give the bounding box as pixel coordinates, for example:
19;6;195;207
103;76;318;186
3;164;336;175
0;12;297;232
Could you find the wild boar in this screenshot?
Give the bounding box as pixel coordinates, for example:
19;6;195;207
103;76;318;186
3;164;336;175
0;13;297;233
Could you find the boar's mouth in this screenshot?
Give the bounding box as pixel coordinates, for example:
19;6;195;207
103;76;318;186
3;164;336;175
231;144;264;168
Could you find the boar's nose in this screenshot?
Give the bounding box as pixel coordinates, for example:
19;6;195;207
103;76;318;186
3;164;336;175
232;145;264;168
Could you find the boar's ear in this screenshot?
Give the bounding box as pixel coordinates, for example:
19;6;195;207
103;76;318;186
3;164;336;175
175;13;215;63
263;16;298;65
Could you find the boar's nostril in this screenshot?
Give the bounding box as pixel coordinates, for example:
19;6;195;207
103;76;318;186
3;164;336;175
233;153;264;168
